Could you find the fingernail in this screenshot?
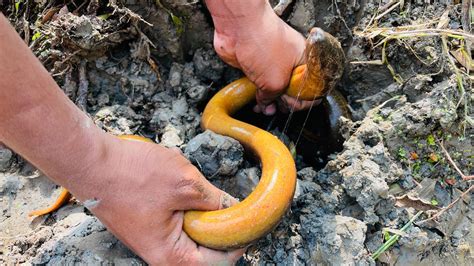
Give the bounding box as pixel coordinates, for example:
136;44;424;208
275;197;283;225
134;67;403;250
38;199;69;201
253;105;262;113
220;192;239;209
263;104;276;116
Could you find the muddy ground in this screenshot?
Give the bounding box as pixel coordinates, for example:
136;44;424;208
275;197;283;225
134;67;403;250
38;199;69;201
1;0;473;265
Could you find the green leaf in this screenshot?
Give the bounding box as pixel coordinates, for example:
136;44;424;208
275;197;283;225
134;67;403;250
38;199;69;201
398;147;407;159
170;13;184;34
97;13;111;20
383;231;391;241
15;0;22;14
427;135;436;146
431;199;439;206
31;32;42;41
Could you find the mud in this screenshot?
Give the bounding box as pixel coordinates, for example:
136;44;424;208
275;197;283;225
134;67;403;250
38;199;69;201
1;0;473;265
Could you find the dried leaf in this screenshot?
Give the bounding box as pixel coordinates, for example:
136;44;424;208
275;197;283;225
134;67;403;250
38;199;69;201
41;7;60;24
437;9;450;29
428;153;439;162
450;49;474;71
395;194;440;211
445;178;457;186
410;151;419;160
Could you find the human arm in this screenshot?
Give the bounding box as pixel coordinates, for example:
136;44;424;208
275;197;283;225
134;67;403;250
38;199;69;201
0;14;243;265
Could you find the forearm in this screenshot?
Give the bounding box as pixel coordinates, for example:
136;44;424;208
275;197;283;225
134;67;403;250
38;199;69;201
0;15;104;189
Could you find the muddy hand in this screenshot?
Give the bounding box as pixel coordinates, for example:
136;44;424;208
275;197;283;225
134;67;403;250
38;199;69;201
206;0;313;115
67;134;244;264
1;14;245;263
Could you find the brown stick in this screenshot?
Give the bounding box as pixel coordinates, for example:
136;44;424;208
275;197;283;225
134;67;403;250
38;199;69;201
76;61;88;112
438;139;474;181
419;184;473;223
461;0;472;33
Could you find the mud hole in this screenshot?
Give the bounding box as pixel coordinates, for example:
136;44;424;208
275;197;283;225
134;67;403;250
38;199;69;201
1;0;473;265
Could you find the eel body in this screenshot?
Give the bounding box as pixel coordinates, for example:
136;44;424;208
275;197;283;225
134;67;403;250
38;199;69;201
183;28;344;248
29;28;345;250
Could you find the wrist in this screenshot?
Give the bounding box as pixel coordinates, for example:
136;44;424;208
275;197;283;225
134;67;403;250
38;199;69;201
205;0;271;36
58;126;110;198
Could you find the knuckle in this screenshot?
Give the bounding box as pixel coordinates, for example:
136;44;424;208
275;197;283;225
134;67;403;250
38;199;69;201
264;78;287;93
175;167;205;198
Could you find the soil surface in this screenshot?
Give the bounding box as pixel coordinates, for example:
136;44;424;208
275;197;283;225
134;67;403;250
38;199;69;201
1;0;473;265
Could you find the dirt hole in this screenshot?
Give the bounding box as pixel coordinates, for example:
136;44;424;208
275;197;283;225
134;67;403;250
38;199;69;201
233;91;350;169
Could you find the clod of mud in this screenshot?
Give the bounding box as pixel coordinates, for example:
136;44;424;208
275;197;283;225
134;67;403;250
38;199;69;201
304;215;370;265
185;130;244;178
94;105;143;135
233;167;260;199
0;146;13;172
47;11;136;58
126;0;214;60
288;0;317;33
7;212;143;265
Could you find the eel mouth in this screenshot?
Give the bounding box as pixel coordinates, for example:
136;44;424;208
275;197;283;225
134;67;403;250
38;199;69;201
287;27;345;101
302;27;345;99
307;27;326;45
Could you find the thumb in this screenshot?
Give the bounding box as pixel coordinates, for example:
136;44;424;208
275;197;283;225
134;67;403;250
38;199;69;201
174;166;239;211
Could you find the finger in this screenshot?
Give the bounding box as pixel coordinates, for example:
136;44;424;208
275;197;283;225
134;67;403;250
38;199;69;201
174;166;238;211
197;244;246;265
173;229;246;265
263;103;276;116
213;31;241;69
256;87;282;106
280;95;321;112
253;104;262;113
253;102;277;116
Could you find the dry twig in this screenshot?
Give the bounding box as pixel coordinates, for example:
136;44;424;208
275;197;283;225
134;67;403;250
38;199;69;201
419;184;473;223
438;139;474;181
374;1;400;21
76;61;89;112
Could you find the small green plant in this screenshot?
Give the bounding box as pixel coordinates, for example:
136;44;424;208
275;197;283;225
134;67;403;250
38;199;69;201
170;13;184;34
411;161;421;174
398;147;407;159
373;113;384;122
427;134;436;146
371;211;423;260
155;0;185;34
15;0;22;15
31;32;42;41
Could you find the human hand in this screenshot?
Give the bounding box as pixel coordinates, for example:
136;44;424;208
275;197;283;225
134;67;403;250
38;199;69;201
66;133;244;265
206;0;316;115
